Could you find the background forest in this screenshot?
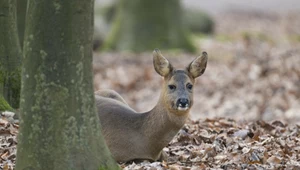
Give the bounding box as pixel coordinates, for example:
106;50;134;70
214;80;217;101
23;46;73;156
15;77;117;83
93;0;300;123
0;0;299;169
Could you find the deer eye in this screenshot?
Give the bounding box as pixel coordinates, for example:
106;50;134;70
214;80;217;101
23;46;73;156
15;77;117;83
186;83;193;90
168;85;176;90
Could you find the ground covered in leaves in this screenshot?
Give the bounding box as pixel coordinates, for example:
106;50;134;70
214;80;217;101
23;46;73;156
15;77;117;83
0;112;17;170
122;118;300;169
1;114;299;169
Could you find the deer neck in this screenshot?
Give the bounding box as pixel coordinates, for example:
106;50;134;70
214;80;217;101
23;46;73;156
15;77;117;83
142;95;188;148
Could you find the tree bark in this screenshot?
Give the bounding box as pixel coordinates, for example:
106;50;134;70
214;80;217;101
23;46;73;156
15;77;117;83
0;0;22;110
103;0;195;52
16;1;120;170
17;0;27;49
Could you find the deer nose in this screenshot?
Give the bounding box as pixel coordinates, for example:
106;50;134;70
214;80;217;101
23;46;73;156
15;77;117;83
176;98;189;108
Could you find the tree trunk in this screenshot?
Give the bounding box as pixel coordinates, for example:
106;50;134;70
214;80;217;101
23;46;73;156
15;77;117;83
17;0;27;49
103;0;195;52
16;1;120;170
0;0;22;110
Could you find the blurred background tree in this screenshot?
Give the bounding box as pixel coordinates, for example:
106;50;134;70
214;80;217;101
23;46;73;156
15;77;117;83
102;0;196;52
93;0;214;52
183;9;214;34
0;0;22;111
16;0;27;49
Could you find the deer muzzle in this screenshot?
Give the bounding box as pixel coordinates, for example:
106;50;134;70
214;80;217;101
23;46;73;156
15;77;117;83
176;98;190;111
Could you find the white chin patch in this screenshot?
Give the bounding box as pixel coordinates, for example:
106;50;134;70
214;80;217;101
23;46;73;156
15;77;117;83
177;106;189;111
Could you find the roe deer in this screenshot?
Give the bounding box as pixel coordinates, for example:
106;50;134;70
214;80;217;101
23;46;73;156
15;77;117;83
95;49;208;162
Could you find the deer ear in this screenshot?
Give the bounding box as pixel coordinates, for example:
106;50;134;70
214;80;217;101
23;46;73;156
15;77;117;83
153;49;173;77
187;52;208;78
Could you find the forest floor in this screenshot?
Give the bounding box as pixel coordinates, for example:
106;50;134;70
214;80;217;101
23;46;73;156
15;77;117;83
1;11;300;169
0;116;299;169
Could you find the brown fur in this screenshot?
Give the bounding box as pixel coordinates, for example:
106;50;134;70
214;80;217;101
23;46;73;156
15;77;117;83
95;49;208;162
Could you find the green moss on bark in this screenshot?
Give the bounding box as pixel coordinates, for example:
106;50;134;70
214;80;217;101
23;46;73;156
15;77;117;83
103;0;195;52
0;96;13;111
16;0;120;169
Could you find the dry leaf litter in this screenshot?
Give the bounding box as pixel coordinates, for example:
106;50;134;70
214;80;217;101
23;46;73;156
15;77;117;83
121;118;300;169
1;115;299;170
